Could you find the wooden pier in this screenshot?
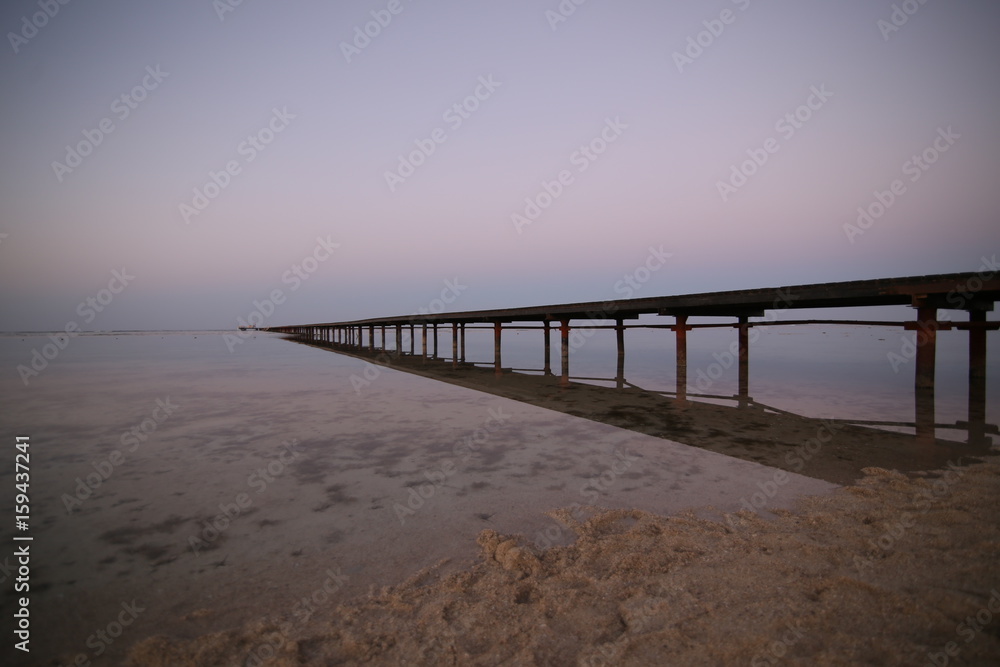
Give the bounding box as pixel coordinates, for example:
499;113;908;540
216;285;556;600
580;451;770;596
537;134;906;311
266;272;999;448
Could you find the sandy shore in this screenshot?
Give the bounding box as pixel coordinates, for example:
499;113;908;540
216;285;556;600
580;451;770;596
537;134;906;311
127;457;1000;665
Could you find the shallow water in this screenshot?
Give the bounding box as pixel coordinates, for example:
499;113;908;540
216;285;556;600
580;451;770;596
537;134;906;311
0;327;994;664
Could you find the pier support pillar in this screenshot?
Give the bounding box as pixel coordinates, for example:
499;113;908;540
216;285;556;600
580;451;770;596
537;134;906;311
968;310;988;447
913;305;938;445
381;325;386;351
410;325;415;355
559;319;570;388
460;324;466;363
452;322;458;368
738;316;750;408
675;315;689;403
395;325;402;358
421;324;428;363
493;322;503;377
543;321;552;375
433;324;439;358
369;325;375;352
615;318;625;389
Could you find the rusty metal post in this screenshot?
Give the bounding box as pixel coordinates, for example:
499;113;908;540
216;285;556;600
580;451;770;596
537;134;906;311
615;318;625;389
493;322;503;376
560;319;570;387
968;310;987;447
738;316;749;408
675;315;688;402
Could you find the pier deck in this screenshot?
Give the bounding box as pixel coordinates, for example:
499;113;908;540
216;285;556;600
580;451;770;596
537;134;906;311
267;272;999;449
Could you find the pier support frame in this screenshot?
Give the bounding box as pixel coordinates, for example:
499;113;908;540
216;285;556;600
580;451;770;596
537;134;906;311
615;318;625;389
452;322;458;368
967;309;988;447
738;316;750;408
909;303;939;445
559;319;570;388
421;324;427;363
675;315;689;403
543;321;552;376
493;322;503;377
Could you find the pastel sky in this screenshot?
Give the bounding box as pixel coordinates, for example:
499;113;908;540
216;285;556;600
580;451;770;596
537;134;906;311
1;0;998;331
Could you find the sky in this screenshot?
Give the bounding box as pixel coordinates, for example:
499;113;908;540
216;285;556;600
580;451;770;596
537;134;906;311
0;0;998;331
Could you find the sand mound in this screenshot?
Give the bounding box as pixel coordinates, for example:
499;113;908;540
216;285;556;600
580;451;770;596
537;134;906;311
127;459;1000;665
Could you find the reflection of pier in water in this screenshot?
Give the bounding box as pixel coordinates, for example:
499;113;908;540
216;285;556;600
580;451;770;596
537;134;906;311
269;273;998;483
